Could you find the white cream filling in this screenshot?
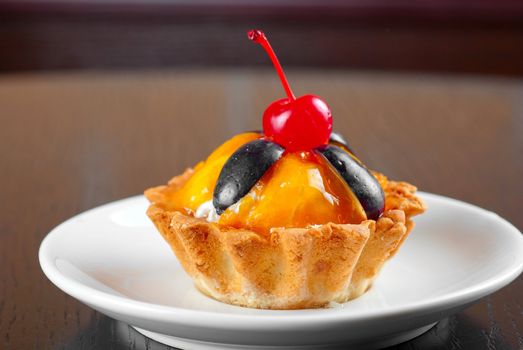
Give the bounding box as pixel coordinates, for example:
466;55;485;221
194;200;220;222
195;192;260;223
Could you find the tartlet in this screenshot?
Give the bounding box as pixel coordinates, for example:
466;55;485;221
145;167;424;309
145;30;426;309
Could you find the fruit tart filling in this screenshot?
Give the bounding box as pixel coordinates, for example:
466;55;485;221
148;30;387;236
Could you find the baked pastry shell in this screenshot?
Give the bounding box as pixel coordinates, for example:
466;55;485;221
145;169;426;309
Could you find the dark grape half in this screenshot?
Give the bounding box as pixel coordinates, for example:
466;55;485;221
317;145;384;220
213;139;284;214
329;132;355;154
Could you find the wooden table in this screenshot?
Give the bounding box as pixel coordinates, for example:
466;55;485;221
1;70;522;349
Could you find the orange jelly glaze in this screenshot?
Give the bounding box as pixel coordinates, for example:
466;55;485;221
168;133;367;235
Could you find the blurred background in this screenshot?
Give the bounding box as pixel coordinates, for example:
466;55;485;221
1;0;523;74
1;0;522;223
1;1;523;350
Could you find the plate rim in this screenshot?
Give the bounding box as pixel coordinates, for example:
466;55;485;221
39;192;523;330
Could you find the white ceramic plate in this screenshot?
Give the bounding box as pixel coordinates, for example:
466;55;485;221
39;193;523;350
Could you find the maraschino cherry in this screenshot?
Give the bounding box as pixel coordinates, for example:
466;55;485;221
248;29;332;152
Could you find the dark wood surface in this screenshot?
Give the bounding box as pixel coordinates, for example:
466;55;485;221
0;69;522;349
1;1;523;76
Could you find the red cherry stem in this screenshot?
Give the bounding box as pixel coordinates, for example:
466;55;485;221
248;29;295;101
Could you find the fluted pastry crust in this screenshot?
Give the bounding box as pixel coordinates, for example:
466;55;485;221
145;170;426;309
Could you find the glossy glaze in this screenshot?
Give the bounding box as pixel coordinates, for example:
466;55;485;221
166;133;367;234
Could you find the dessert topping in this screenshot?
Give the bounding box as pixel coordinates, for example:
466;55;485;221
174;30;386;226
248;29;332;152
217;151;367;234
